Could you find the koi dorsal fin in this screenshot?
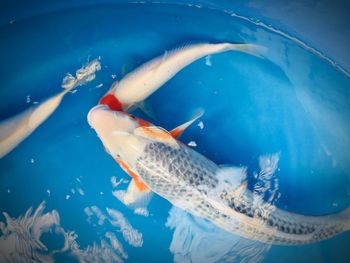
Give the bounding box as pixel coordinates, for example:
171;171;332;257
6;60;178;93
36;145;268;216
114;158;149;192
214;166;248;194
123;179;153;209
134;126;178;148
170;110;204;138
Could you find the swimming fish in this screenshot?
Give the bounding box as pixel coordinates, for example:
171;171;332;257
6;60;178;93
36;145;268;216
0;59;101;158
99;43;264;111
87;106;350;245
111;108;202;209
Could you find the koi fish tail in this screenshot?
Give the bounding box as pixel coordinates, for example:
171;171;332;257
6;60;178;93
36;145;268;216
340;206;350;231
0;59;101;159
224;43;267;58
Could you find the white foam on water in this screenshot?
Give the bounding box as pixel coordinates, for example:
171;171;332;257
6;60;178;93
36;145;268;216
205;55;212;66
187;141;197;147
61;58;101;90
90;206;107;226
0;202;127;262
197;121;204;130
111;176;125;188
62;230;125;263
105;232;128;260
76;187;85;196
107;208;143;247
84;205;143;248
134;208;149;217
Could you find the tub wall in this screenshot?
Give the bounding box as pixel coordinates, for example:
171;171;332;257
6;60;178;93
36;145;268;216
1;0;349;72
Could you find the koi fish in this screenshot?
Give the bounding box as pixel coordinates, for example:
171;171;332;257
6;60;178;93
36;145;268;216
87;105;350;245
0;59;101;158
99;43;264;111
110;107;202;209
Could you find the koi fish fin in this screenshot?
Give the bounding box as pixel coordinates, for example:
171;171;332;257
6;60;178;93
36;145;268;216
135;101;157;121
28;92;66;128
115;158;150;193
170;110;204;138
214;166;248;194
134;126;179;148
0;92;66;159
0;108;33;141
227;43;267;58
341;207;350;231
123;179;153;209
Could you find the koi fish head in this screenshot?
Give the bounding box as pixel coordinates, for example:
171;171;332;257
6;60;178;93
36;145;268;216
87;105;148;164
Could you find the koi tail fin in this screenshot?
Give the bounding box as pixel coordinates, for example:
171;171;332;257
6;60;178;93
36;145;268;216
170;109;204;138
31;57;102;128
339;206;350;231
123;179;153;209
0;58;101;159
226;43;267;58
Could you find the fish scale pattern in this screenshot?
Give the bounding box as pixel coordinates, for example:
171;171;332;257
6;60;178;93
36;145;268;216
135;141;348;245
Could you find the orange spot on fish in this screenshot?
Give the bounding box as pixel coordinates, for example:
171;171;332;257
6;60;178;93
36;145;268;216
137;118;151;127
99;94;123;111
170;127;182;138
140;126;173;141
115;158;149;192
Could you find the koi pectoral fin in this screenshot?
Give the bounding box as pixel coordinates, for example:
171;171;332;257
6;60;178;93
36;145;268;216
123;179;153;209
134;101;157;121
114;158;153;208
170;109;204;138
134;126;179;148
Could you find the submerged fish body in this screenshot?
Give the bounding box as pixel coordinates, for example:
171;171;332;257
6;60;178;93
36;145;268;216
0;58;101;159
137;141;350;245
88;106;350;245
0;91;68;159
99;43;264;110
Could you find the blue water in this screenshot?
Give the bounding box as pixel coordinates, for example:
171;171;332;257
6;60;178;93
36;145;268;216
0;2;350;263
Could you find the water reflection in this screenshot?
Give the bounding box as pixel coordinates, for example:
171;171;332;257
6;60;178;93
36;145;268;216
0;202;142;262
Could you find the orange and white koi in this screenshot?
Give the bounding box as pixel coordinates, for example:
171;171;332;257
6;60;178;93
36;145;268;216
102;105;202;208
87;105;350;245
99;43;264;111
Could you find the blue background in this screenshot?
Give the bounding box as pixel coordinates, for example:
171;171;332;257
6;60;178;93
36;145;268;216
0;1;349;262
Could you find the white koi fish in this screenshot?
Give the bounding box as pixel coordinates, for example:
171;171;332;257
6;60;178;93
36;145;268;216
87;105;350;245
0;59;101;158
99;43;264;111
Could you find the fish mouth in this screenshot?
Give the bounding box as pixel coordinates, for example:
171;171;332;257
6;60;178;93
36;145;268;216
87;104;110;127
87;104;138;134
